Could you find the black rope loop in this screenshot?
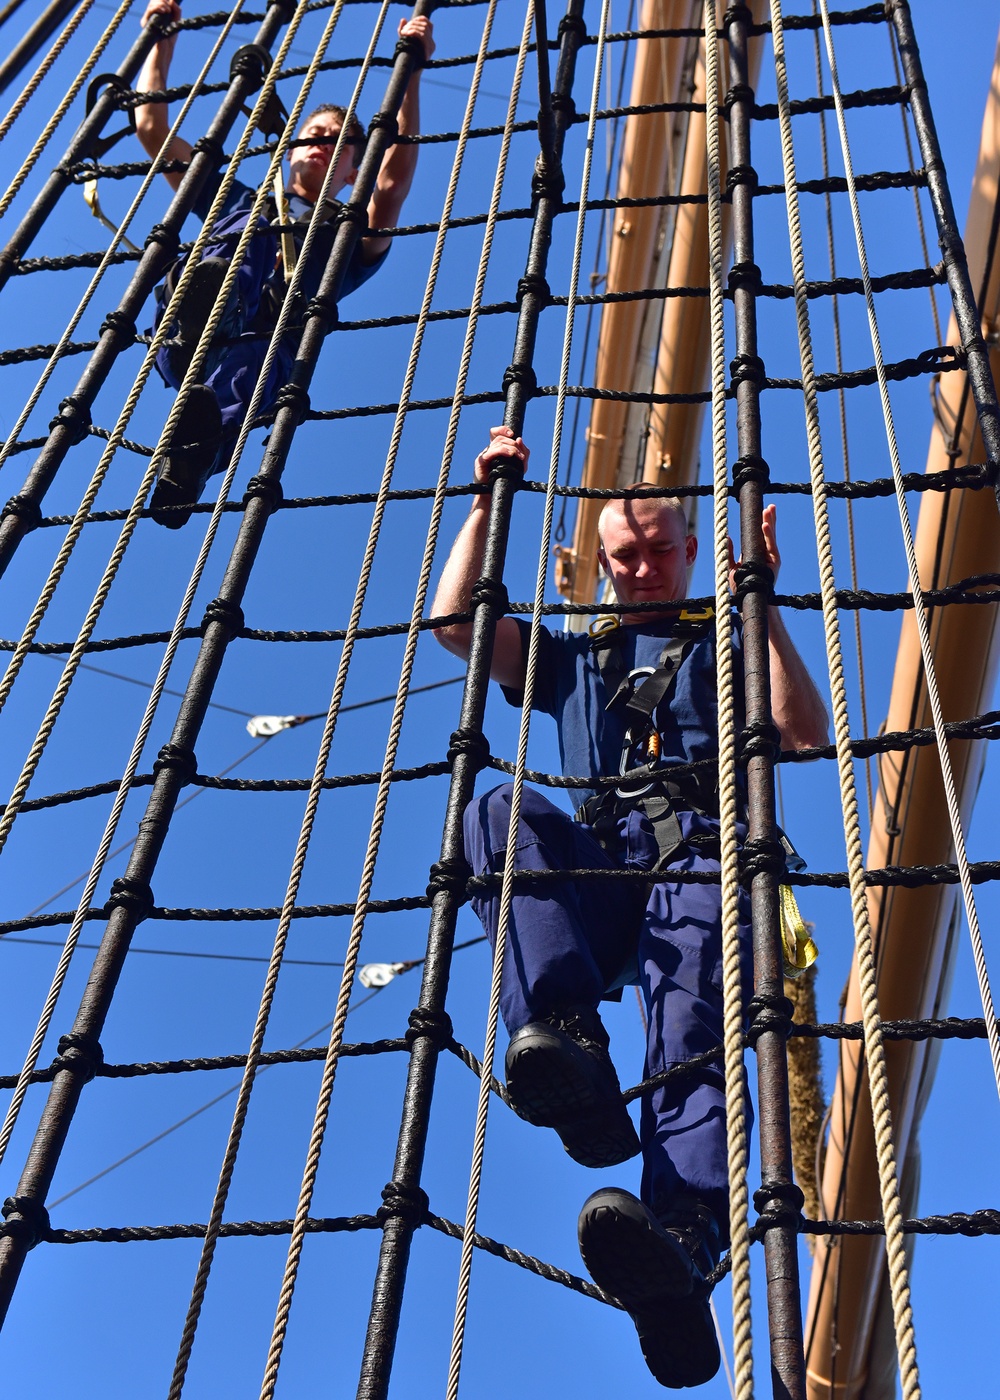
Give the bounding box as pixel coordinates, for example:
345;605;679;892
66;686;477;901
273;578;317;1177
517;273;551;307
426;856;472;901
1;494;42;532
153;743;198;784
335;201;369;234
105;876;155;923
746;991;795;1045
729;352;766;388
48;396;92;446
406;1006;454;1049
753;1180;804;1227
550;91;577;122
723;4;754;29
99;310;138;344
201;597;245;640
446;727;491;772
501;362;538;398
732;453;770;491
242;473;284;514
1;1196;51;1251
532;157;565;205
726;165;759;198
376;1180;428;1228
145;222;181;256
740;836;787;884
191;134;225;165
272;382;311;422
557;12;587;42
393;33;427;69
367;110;400;138
54;1032;105;1083
732;558;774;604
738;720;782;765
230;42;271;88
469;578;509;613
728;260;761;293
305;292;339;327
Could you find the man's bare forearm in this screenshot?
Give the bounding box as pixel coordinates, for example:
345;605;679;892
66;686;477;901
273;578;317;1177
768;608;829;751
431;497;491;658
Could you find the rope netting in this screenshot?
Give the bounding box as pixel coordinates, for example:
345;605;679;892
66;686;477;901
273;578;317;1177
0;2;997;1397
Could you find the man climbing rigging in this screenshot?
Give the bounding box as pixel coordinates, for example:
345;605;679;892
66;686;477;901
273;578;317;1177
432;426;828;1389
134;0;434;526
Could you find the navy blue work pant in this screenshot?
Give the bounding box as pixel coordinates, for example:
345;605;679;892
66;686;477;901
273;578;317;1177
154;209;295;493
464;783;753;1232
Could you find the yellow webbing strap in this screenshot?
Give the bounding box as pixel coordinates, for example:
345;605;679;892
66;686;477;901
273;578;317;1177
779;883;818;977
83;178;140;254
271;165;297;282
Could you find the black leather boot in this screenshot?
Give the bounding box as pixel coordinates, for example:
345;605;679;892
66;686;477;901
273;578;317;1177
578;1187;721;1388
504;1005;640;1168
151;385;223;528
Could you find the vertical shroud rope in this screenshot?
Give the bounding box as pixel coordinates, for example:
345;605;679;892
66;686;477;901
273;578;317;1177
769;2;921;1395
444;4;610;1397
0;0;353;1177
819;0;1000;1103
703;7;753;1398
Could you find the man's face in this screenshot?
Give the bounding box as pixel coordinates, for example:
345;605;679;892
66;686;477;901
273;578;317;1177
287;115;358;201
597;501;697;623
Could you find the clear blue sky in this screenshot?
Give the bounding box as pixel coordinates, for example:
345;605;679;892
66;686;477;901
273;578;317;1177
0;2;997;1397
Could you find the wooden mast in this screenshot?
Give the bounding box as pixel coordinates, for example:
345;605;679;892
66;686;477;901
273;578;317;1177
804;31;1000;1398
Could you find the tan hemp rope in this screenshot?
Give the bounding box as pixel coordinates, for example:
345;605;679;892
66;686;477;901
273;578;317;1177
704;6;753;1397
0;0;96;149
0;0;133;222
252;10;532;1399
445;4;611;1395
770;2;920;1394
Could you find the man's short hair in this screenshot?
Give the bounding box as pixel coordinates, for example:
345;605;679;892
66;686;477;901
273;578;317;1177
299;103;366;168
597;490;690;548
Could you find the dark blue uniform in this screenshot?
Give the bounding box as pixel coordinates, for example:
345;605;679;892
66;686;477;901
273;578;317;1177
463;617;752;1231
154;172;388;490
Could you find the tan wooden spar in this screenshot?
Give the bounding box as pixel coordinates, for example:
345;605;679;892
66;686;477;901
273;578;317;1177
804;31;1000;1399
555;1;765;609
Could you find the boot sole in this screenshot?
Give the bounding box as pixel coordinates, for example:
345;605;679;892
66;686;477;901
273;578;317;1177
505;1030;640;1169
579;1189;719;1388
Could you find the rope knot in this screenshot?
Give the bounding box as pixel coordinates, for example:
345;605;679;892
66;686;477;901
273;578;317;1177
753;1180;803;1228
154;743;198;784
406;1007;454;1048
377;1180;428;1227
336;202;369;234
1;494;42;532
144;222;180;256
732;558;774;605
517;273;550;307
191;134;224;165
739;836;786;883
737;719;781;765
105;876;155;923
557;11;587;41
446;728;491;772
393;33;426;69
306;292;339;327
532;156;565;205
54;1032;105;1082
100;310;137;344
426;856;471;901
229;42;270;88
731;453;770;491
746;991;795;1045
48;395;91;445
501;363;537;399
273;382;311;422
727;261;761;293
729;352;765;388
469;578;509;612
201;597;245;640
2;1196;51;1250
722;6;754;33
725;162;758;194
242;474;283;514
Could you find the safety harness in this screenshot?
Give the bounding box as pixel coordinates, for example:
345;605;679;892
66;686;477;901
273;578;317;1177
575;605;722;868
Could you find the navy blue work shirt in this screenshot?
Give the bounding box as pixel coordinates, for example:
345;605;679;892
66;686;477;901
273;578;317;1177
500;615;746;812
192;173;388;325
